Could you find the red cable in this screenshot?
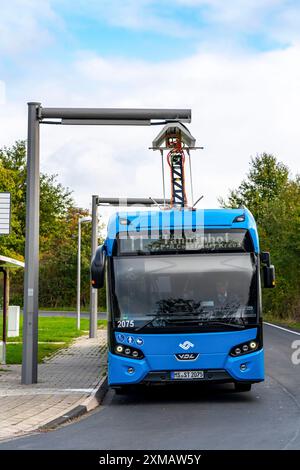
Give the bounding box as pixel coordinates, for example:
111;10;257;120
167;139;187;207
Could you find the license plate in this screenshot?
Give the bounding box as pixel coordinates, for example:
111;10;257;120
171;370;204;380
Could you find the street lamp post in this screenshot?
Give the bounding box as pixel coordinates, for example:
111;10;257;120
77;216;92;330
89;196;99;339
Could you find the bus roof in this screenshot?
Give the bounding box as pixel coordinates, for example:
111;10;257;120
105;208;259;253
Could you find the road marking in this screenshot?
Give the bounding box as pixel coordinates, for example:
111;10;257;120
264;322;300;336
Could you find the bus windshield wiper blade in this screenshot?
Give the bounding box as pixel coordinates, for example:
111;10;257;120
202;321;245;329
135;314;247;331
135;313;180;331
135;315;165;331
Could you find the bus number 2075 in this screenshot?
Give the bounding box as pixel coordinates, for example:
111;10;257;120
117;320;135;328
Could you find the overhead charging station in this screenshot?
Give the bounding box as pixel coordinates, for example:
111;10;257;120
23;103;191;384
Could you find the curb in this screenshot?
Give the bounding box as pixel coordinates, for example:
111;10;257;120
39;375;108;431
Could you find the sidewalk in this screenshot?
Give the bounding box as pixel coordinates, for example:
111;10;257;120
0;330;107;441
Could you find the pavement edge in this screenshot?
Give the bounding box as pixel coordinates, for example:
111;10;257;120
38;375;108;431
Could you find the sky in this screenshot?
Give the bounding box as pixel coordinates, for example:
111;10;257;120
0;0;300;218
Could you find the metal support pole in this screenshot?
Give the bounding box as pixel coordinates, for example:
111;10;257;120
89;196;99;338
77;220;81;330
188;151;194;206
22;102;40;384
97;197;170;206
160;150;166;207
77;216;91;331
0;268;7;364
41;108;191;122
6;270;10;312
3;269;8;365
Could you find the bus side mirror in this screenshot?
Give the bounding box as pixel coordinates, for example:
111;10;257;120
91;245;106;289
263;265;275;288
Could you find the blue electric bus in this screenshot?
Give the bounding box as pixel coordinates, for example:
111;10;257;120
91;207;275;393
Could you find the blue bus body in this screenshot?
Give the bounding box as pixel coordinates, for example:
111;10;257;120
100;208;265;391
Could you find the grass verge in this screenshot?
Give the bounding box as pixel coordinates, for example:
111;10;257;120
264;315;300;331
0;316;107;364
38;307;106;313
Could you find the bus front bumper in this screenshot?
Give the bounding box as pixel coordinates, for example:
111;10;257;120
108;349;264;386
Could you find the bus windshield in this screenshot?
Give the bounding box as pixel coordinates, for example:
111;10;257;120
111;253;258;331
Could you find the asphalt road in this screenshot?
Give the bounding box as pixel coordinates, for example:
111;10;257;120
1;323;300;450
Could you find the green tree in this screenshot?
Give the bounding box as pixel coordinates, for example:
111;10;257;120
39;206;101;309
220;153;300;319
0;141;73;258
219;153;289;217
0;141;106;310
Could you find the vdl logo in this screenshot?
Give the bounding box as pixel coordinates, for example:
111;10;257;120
179;341;194;351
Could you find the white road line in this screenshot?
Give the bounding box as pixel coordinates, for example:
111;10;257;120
264;322;300;336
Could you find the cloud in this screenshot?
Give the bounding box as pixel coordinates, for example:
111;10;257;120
0;1;299;237
1;45;299;217
3;0;300;60
1;1;300;237
57;0;300;48
73;0;197;37
175;0;281;24
0;0;63;55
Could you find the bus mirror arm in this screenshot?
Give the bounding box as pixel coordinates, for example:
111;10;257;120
260;251;271;267
91;245;106;289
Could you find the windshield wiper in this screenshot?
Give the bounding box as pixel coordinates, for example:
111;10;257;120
135;314;178;331
201;320;245;329
135;313;248;331
134;318;159;331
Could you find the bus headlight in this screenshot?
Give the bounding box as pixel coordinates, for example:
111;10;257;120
114;344;144;359
230;340;260;357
